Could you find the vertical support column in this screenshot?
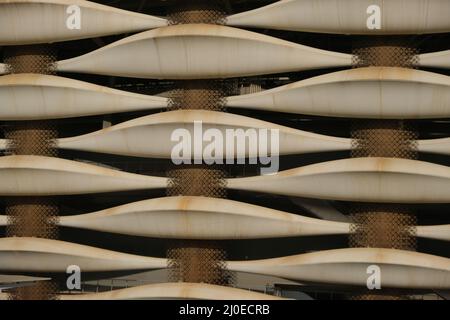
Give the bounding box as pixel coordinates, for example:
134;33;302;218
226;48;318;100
165;1;236;287
348;40;419;300
3;45;60;300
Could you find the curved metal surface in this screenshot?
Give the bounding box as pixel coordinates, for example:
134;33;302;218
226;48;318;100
58;196;350;239
0;155;167;196
58;109;351;158
0;0;167;45
228;157;450;203
60;282;287;300
226;0;450;35
226;67;450;119
228;248;450;289
419;50;450;69
0;237;166;273
416;225;450;242
0;74;169;120
57;24;352;79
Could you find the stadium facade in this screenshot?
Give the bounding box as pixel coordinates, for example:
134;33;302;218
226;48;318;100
0;0;449;300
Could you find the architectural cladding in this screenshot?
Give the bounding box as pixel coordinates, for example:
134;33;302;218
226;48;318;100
0;0;449;300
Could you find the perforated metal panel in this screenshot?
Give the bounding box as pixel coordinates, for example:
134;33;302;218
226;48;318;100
4;121;58;157
168;80;238;111
4;45;57;75
351;120;418;160
6;197;59;239
352;40;419;68
3;44;60;300
167;241;235;286
349;204;417;251
167;0;227;25
7;281;59;301
167;165;228;198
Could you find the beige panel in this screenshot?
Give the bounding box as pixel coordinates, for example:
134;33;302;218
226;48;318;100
226;67;450;119
4;134;450;158
228;248;450;289
58;196;350;239
58;109;351;158
0;237;166;273
0;155;167;196
57;24;352;79
416;225;450;241
418;137;450;155
0;74;168;120
419;50;450;69
0;63;5;74
60;282;286;300
228;157;450;203
0;0;167;45
226;0;450;35
2;203;446;241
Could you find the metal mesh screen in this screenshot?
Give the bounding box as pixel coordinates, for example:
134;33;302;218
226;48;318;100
5;197;59;239
352;39;419;68
3;44;60;300
349;120;418;252
4;45;57;75
4;121;58;157
165;1;235;285
349;40;418;301
351;120;418;159
167;241;235;286
168;80;237;111
167;0;227;25
7;281;59;300
166;165;230;285
167;165;227;198
349;204;417;251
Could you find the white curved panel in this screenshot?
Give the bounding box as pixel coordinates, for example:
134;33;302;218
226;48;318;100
228;157;450;203
226;67;450;119
0;139;5;150
0;0;167;45
0;155;167;196
0;237;166;273
416;225;450;242
226;0;450;35
57;24;352;79
59;196;350;239
418;137;450;156
0;64;5;75
61;282;286;300
3;212;447;241
58;109;351;158
419;50;450;69
228;248;450;289
0;74;168;120
7;138;450;158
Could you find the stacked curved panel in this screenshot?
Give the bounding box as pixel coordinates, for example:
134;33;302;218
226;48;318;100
0;0;168;45
0;74;169;120
226;0;450;34
56;24;352;78
0;0;449;301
